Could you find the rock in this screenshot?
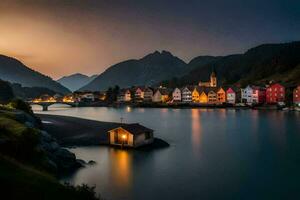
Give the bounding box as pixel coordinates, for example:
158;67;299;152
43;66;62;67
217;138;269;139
52;148;82;172
77;159;86;166
40;130;53;143
88;160;96;165
136;138;170;151
24;121;34;128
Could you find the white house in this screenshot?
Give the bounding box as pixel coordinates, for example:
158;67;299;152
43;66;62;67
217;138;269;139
241;85;253;104
172;88;181;102
181;87;193;103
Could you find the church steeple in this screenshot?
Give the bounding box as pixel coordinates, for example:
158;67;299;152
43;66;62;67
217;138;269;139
210;69;217;87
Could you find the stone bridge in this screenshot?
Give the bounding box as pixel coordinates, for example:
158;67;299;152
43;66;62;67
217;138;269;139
29;102;77;111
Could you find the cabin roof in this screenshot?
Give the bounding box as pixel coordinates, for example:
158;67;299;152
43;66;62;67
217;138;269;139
110;123;153;135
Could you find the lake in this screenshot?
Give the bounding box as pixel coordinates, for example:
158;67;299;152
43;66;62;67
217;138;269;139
33;105;300;200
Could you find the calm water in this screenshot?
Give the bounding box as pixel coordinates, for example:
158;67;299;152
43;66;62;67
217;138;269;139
33;105;300;200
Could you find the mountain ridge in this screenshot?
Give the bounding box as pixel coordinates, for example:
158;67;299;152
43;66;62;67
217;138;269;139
80;50;188;91
160;41;300;87
0;55;70;94
57;73;97;91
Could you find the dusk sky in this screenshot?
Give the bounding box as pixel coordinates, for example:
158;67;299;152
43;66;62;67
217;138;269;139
0;0;299;79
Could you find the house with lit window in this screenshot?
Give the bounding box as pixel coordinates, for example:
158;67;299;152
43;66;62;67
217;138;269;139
181;86;193;103
252;86;266;104
207;88;218;104
143;87;154;102
134;87;145;102
293;85;300;106
241;85;254;104
217;87;226;104
152;88;170;103
172;88;181;102
266;83;285;104
199;90;208;103
192;86;210;103
108;123;154;148
226;87;236;104
117;89;131;102
192;87;200;103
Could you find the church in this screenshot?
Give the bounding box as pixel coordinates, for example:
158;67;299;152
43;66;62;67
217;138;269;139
198;70;217;87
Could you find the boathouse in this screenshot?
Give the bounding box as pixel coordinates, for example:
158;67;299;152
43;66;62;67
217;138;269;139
108;123;154;148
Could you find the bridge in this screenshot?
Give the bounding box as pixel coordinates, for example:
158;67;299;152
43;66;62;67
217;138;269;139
29;101;77;111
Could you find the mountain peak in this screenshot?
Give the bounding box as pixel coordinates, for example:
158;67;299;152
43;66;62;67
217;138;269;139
141;50;177;61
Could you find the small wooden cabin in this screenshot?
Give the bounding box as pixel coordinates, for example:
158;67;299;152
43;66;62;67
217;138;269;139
108;123;154;148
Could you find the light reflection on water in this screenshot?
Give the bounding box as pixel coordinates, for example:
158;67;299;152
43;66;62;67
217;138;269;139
35;106;300;200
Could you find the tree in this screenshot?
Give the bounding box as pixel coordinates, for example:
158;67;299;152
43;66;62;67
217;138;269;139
0;80;14;103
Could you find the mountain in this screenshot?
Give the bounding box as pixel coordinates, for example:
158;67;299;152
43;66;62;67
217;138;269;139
80;50;187;91
10;83;57;100
161;41;300;87
57;73;97;92
0;55;70;94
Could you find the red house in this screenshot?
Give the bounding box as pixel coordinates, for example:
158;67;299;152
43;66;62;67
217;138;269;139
293;85;300;105
266;83;285;104
252;86;266;104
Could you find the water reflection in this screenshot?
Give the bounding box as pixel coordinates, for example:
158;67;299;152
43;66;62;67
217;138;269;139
108;149;132;189
40;107;300;200
31;103;71;111
191;109;202;153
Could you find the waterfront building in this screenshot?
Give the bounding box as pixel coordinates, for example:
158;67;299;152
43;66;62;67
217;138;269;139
108;123;154;148
252;86;266;104
152;88;170;103
172;88;182;102
266;83;285;104
192;87;200;103
181;86;193;103
207;88;218;103
134;87;145;102
226;87;236;104
117;89;131;102
143;87;154;102
217;87;226;103
241;85;254;104
199;90;208;103
293;85;300;105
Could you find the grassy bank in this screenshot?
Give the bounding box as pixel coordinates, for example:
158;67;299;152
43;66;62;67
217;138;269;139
0;101;102;200
0;155;101;200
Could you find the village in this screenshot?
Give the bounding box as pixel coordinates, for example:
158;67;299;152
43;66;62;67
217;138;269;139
32;71;300;111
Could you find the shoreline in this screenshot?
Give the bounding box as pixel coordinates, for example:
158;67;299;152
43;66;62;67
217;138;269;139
37;114;169;149
39;102;299;111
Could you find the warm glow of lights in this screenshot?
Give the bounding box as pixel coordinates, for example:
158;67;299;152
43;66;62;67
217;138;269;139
63;96;74;103
122;134;127;140
191;109;202;153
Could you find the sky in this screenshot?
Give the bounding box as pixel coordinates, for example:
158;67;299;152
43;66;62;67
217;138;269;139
0;0;299;79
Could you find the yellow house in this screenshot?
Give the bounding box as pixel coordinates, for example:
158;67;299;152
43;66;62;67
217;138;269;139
217;88;226;103
192;87;200;102
108;123;154;148
199;91;208;103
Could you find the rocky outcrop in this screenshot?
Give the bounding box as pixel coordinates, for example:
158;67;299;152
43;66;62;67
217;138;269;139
38;130;83;175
